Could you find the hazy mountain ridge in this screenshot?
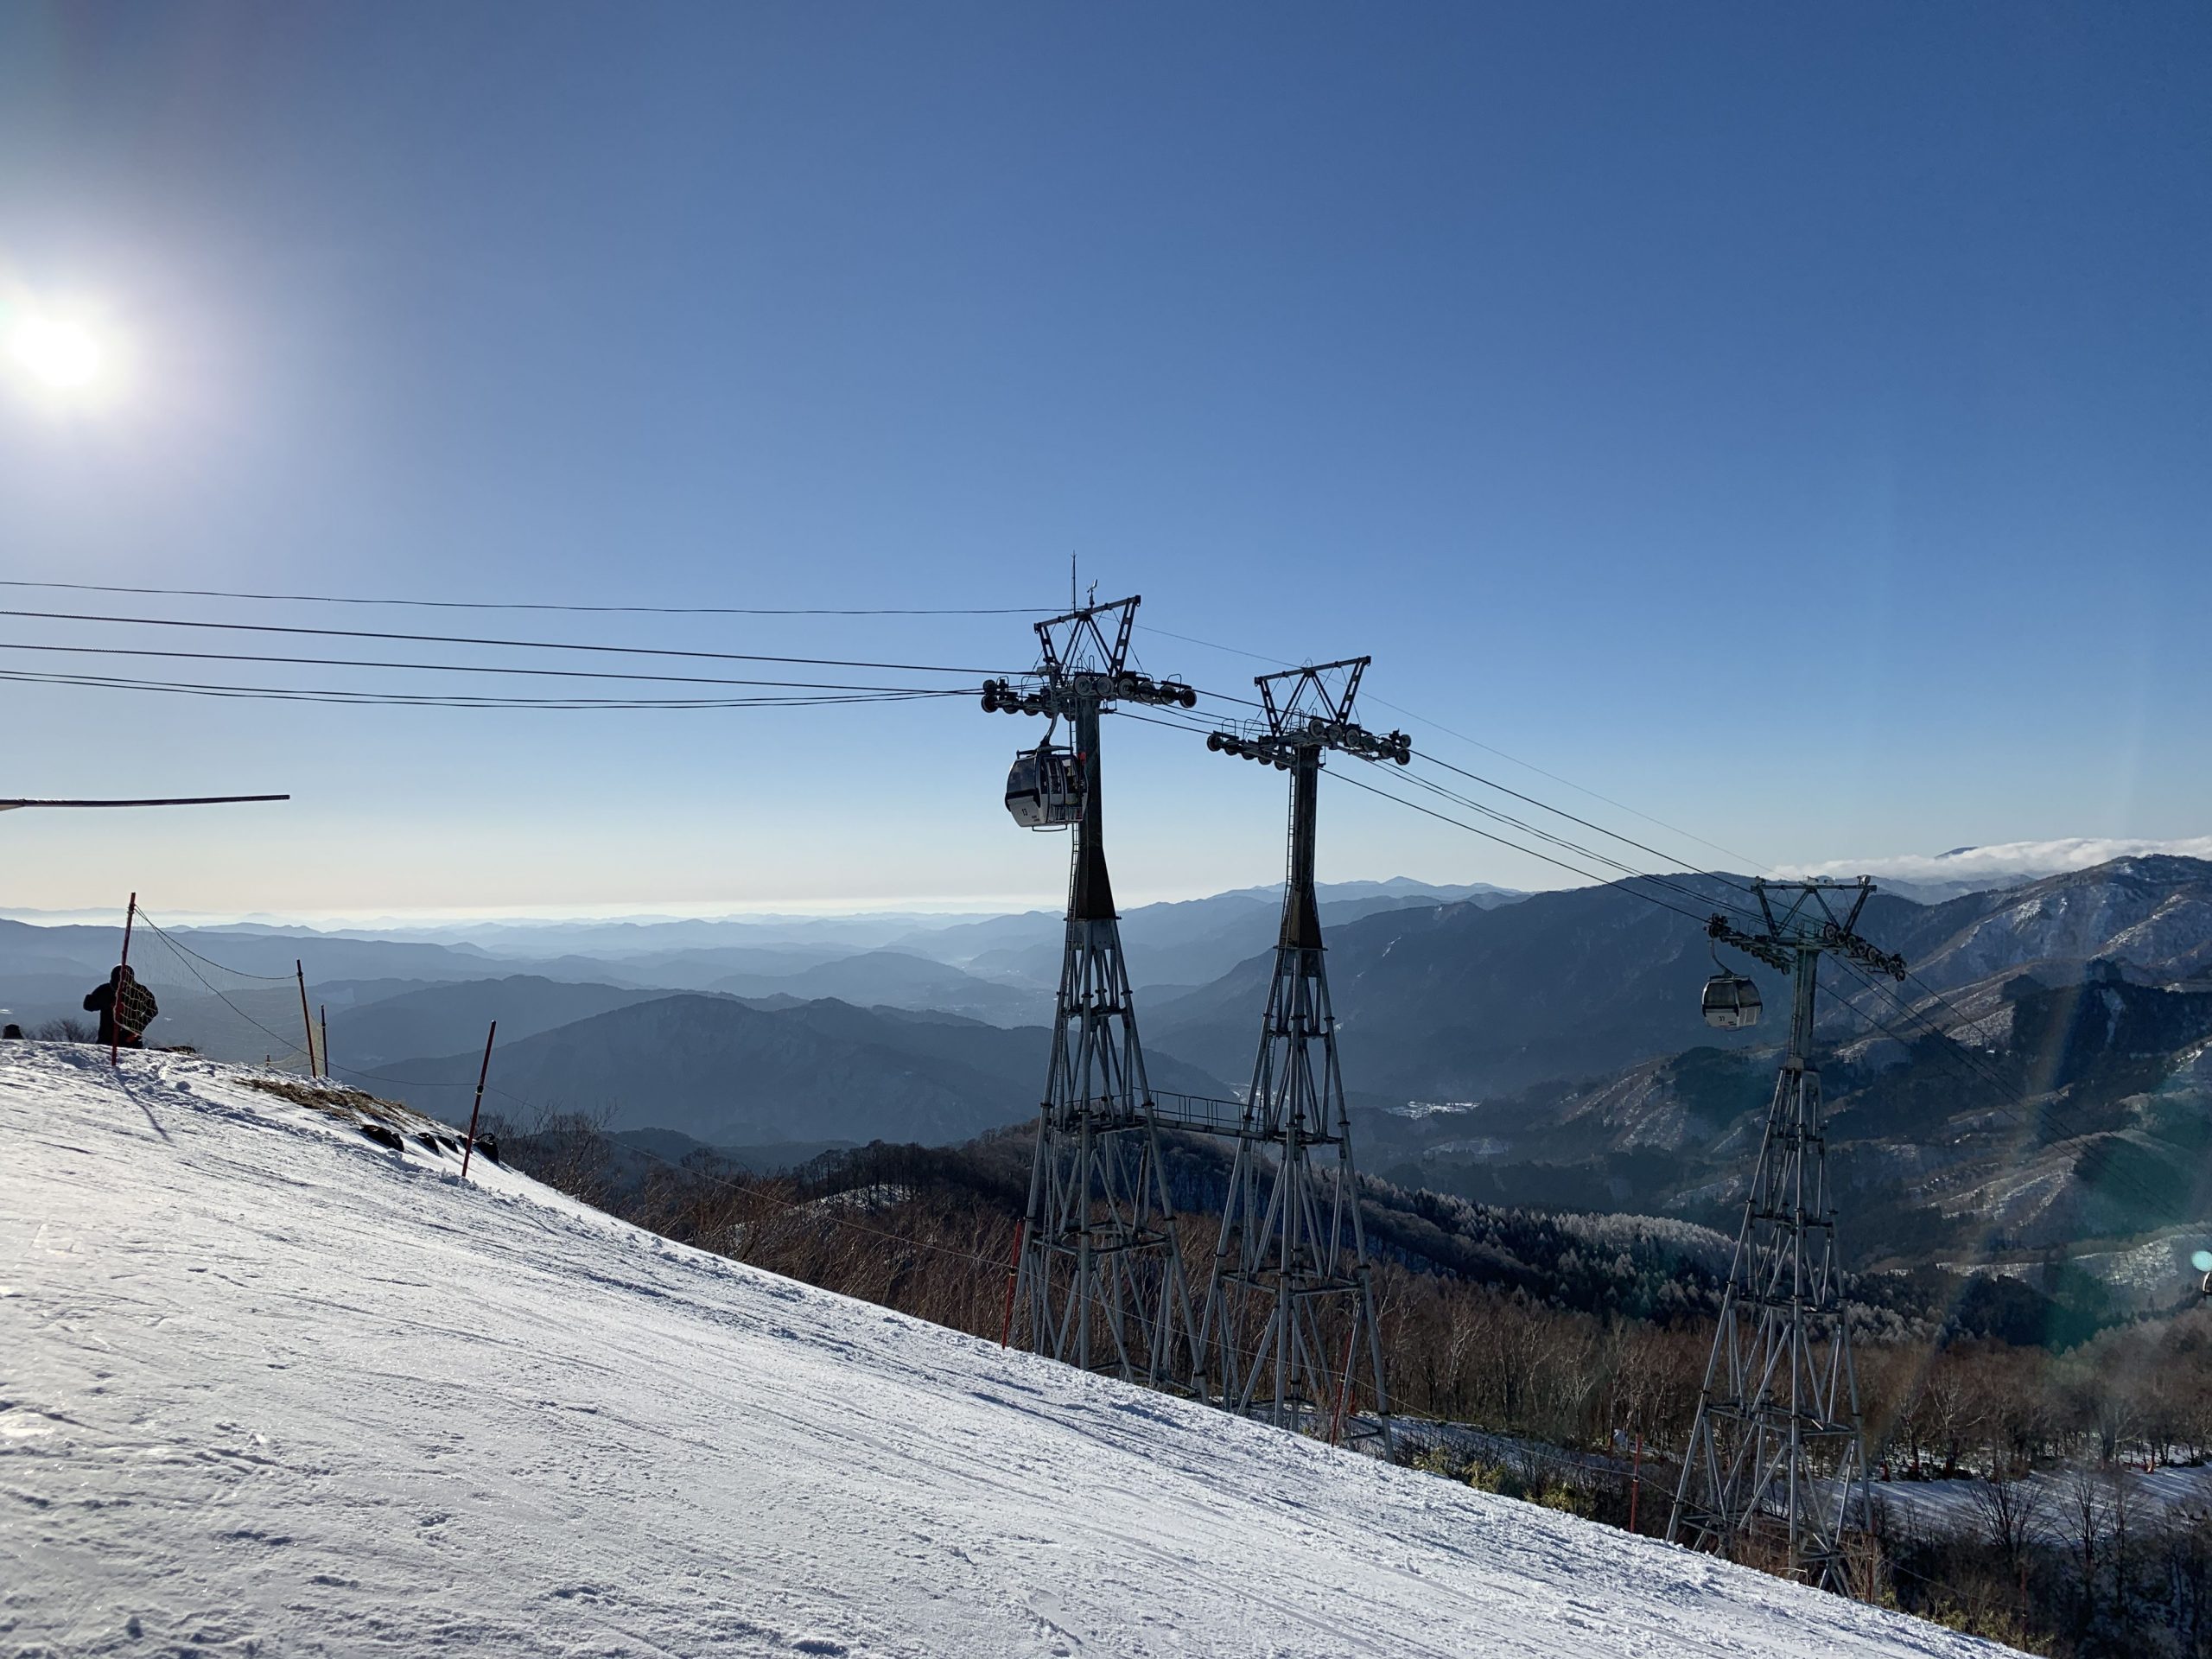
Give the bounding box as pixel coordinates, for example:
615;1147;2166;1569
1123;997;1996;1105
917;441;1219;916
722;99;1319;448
367;992;1236;1147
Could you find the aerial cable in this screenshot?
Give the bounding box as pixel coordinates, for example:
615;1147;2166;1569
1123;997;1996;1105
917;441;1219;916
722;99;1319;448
1128;697;2175;1232
1367;694;1777;879
1821;953;2179;1221
0;578;1051;617
0;607;1020;677
1324;766;1719;926
1402;749;1761;897
1116;702;1766;931
0;668;959;709
1367;757;1767;927
1135;620;1777;876
0;639;993;696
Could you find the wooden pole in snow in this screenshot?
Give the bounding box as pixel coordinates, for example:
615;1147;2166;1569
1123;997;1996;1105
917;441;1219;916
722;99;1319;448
110;893;136;1067
319;1005;329;1079
1629;1432;1644;1533
461;1020;497;1179
999;1218;1026;1348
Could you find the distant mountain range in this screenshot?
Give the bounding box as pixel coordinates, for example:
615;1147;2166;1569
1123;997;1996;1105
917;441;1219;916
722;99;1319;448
10;859;2212;1291
365;994;1233;1147
1348;857;2212;1300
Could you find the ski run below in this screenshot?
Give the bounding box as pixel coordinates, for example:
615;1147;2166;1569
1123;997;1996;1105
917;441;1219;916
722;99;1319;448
3;1046;2012;1657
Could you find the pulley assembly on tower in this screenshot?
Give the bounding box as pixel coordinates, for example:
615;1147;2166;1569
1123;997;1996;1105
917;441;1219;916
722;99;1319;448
1205;718;1411;768
983;668;1194;830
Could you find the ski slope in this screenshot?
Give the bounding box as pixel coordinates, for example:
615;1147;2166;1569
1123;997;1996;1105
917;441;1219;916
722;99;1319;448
3;1046;2012;1657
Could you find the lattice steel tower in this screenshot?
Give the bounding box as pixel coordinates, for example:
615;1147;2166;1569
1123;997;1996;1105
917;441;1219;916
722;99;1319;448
1198;658;1406;1446
1668;877;1906;1595
981;596;1201;1385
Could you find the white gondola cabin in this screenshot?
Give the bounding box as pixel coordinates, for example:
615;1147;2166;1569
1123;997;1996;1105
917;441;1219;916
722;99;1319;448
1005;745;1084;830
1700;972;1763;1030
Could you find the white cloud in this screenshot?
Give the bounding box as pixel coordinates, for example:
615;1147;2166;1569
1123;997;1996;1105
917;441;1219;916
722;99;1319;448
1779;836;2212;885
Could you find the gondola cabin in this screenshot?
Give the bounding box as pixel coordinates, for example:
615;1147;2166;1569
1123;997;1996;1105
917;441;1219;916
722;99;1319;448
1005;745;1085;830
1700;972;1763;1030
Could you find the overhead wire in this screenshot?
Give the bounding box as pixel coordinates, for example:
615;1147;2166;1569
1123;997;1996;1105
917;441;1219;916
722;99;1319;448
1362;757;1765;925
1405;749;1762;897
0;577;1050;617
1109;701;1764;930
0;639;1024;696
1111;698;1730;925
1116;698;2177;1219
0;607;1019;677
0;668;963;710
1135;620;1777;877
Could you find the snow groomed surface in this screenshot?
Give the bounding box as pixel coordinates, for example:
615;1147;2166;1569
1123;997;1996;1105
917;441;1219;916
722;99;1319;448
3;1046;2013;1656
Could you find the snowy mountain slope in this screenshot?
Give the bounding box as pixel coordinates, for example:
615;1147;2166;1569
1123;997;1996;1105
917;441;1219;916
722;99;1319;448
2;1046;2012;1658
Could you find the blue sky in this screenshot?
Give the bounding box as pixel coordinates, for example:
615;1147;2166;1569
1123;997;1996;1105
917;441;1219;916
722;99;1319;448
2;3;2206;917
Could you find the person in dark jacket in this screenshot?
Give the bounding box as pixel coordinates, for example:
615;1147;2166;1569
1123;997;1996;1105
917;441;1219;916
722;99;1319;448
84;966;157;1047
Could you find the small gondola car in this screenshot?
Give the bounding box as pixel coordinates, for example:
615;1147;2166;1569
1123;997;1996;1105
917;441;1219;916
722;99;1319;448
1005;745;1084;830
1700;971;1763;1030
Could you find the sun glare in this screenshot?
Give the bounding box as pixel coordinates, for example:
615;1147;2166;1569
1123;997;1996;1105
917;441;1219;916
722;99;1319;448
4;307;121;409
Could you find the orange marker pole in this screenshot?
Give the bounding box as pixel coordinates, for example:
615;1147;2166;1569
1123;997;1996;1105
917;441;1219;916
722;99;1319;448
461;1020;497;1179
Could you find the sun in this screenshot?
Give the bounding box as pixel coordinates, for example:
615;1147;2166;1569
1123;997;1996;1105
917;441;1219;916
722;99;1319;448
10;316;105;388
4;306;123;409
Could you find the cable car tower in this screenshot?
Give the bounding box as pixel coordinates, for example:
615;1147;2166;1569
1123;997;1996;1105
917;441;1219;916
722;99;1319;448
1668;877;1905;1595
981;595;1202;1386
1198;658;1406;1446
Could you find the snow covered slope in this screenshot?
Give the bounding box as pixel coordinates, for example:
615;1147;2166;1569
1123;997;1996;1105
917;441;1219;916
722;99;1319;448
3;1046;2010;1657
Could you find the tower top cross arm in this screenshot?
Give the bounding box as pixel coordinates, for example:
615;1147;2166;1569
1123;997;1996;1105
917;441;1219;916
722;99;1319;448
1033;594;1141;685
982;595;1195;720
1211;656;1408;767
1708;876;1908;980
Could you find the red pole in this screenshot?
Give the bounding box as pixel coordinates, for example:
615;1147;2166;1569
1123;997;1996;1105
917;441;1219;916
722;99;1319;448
461;1020;496;1179
1330;1319;1361;1446
110;892;136;1067
999;1218;1027;1348
1629;1431;1644;1533
296;961;315;1078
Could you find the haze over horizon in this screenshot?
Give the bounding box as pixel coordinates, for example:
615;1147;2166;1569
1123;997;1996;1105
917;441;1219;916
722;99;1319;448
3;3;2204;917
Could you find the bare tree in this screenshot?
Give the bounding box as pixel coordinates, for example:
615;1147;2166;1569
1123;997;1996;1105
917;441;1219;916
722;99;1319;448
2063;1459;2112;1627
1967;1439;2045;1593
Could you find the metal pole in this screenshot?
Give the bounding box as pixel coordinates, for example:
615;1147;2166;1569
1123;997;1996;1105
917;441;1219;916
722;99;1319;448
461;1020;496;1179
110;893;137;1066
296;961;316;1078
319;1005;329;1080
